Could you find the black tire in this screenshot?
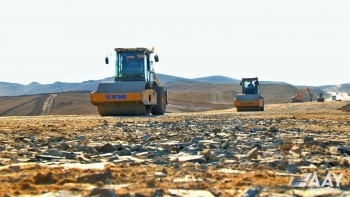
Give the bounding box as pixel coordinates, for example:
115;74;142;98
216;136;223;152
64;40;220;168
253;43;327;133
145;105;152;115
151;86;167;115
317;98;325;102
260;97;264;111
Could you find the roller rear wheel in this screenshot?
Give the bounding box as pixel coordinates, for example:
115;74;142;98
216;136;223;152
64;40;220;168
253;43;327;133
151;86;166;115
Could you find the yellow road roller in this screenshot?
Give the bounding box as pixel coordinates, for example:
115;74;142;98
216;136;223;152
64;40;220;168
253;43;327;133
234;77;264;112
90;47;168;116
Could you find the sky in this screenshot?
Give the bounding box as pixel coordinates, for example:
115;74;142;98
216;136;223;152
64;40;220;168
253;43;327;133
0;0;349;86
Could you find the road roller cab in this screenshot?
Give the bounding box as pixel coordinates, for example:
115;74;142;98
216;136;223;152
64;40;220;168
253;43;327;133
90;47;168;116
234;77;264;112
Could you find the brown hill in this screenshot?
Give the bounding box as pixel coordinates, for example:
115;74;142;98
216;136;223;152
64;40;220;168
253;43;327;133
324;83;350;93
49;92;97;115
167;82;320;105
0;83;331;116
0;94;49;116
0;91;97;116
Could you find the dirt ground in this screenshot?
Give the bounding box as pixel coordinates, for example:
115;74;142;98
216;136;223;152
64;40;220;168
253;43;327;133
0;101;349;197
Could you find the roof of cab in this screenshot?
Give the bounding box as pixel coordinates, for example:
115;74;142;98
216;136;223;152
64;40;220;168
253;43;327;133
114;47;154;53
242;77;259;81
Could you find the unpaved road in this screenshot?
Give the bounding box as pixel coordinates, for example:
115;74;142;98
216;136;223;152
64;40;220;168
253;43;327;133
41;94;57;115
0;101;349;197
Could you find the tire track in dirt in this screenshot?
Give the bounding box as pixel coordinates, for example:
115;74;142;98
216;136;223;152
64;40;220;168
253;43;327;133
41;94;58;115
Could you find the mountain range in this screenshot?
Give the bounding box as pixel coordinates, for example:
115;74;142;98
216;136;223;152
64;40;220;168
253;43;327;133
1;74;349;97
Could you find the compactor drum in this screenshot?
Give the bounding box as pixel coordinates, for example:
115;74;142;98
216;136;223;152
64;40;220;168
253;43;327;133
90;47;168;116
234;77;264;112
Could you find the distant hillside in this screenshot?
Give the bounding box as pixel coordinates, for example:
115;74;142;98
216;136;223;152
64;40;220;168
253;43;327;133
0;79;103;97
0;94;46;116
324;83;350;93
318;85;336;90
166;82;310;104
0;91;97;116
0;82;23;96
157;74;198;84
294;86;331;99
260;81;293;85
166;82;235;93
192;75;240;84
190;76;291;85
0;74;344;96
50;92;97;115
0;82;341;116
0;74;203;96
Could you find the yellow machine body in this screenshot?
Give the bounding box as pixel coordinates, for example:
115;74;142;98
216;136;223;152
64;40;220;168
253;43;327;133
234;77;264;112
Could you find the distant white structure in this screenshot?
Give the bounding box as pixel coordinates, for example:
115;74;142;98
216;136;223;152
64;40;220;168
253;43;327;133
327;92;350;101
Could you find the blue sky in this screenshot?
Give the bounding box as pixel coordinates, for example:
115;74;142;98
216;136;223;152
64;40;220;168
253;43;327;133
0;0;349;86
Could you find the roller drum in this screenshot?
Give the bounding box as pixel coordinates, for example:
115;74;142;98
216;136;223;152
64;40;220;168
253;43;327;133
236;106;262;112
234;94;264;112
97;103;152;116
93;81;153;116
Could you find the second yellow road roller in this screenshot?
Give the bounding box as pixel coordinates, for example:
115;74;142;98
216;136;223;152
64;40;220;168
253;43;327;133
234;77;264;112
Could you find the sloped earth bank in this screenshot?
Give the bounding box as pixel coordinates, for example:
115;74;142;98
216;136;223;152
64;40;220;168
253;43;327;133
0;102;349;197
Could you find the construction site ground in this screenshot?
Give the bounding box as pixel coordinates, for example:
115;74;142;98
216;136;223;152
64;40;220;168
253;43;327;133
0;101;349;197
